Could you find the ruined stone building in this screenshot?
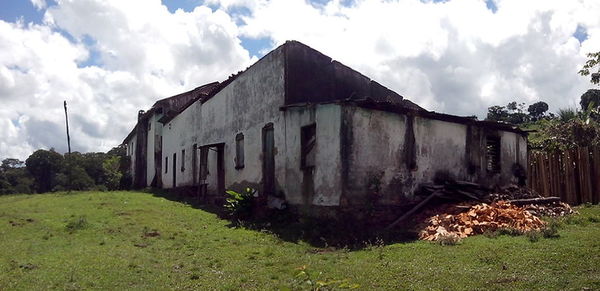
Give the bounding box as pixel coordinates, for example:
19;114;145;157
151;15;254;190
123;41;527;215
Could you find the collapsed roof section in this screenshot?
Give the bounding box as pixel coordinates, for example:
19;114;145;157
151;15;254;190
123;40;526;144
122;82;219;143
283;40;423;111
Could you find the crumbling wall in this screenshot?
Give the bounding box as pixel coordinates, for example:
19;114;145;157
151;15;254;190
161;100;202;188
161;44;288;205
146;113;157;186
283;104;342;208
284;41;404;105
199;46;286;199
133;112;148;188
340;105;528;207
125;133;137;184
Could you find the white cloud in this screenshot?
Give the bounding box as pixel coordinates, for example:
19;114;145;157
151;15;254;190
2;0;600;161
234;0;600;115
30;0;47;10
0;0;253;160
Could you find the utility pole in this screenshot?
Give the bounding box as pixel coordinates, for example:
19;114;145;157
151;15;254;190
64;101;71;154
64;101;71;192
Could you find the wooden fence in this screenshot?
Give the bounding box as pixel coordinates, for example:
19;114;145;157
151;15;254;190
528;146;600;205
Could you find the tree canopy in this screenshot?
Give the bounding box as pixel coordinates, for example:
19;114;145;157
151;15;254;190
579;51;600;85
1;146;131;195
580;89;600;111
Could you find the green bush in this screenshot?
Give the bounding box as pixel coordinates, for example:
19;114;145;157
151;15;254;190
542;219;561;239
224;188;256;219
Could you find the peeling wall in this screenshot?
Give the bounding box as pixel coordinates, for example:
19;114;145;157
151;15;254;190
161;100;202;188
283;104;342;207
341;105;528;207
161;45;287;201
125;133;136;183
126;40;529;213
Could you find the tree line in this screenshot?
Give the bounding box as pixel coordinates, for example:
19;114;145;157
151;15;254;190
485;89;600;151
0;145;131;195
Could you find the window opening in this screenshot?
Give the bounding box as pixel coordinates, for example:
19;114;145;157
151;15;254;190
301;124;316;169
235;133;245;169
181;149;185;172
486;135;501;173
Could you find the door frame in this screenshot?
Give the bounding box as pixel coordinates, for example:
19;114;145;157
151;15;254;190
262;123;275;201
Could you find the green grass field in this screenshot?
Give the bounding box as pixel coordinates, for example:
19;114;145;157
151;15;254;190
1;191;599;290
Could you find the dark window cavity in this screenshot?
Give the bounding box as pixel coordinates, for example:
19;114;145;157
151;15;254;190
301;124;316;169
165;156;168;173
235;133;245;169
181;149;185;172
486;135;501;173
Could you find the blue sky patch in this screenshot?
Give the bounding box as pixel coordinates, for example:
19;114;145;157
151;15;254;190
240;37;273;58
485;0;497;13
573;25;588;43
162;0;204;13
227;5;252;25
78;35;103;68
0;0;45;24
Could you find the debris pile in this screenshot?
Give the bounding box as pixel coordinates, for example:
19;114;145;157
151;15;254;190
489;184;542;201
523;202;574;217
419;181;490;201
419;201;546;241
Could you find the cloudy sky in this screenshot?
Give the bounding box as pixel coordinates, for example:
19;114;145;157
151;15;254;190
1;0;599;160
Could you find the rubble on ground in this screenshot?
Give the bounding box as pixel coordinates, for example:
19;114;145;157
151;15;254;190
489;184;543;201
522;202;574;217
400;181;576;241
419;201;546;241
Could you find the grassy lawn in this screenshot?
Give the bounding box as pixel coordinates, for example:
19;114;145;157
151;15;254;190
0;191;599;290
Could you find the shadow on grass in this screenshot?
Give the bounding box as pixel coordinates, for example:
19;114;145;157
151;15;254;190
144;187;420;250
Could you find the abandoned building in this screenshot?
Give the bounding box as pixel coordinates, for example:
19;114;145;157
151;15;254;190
122;40;528;215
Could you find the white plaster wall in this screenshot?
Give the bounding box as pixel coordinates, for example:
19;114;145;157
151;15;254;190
161;100;203;188
343;107;408;204
343;106;528;205
126;135;136;183
500;130;528;183
146;114;156;186
161;46;286;195
200;46;286;196
412;116;468;187
283;104;342;206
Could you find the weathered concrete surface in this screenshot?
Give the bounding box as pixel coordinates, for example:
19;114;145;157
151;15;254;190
283;104;342;207
341;105;528;207
125;40;529;217
124;133;136;183
161;44;287;204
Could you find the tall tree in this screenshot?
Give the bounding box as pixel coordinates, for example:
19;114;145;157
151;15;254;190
528;101;549;121
1;158;24;171
26;149;64;193
579;51;600;85
486;105;509;122
580;89;600;111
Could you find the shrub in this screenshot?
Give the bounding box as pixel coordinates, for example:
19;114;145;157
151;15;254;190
65;216;88;233
496;228;523;236
526;231;541;242
224;188;256;219
541;219;561;239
